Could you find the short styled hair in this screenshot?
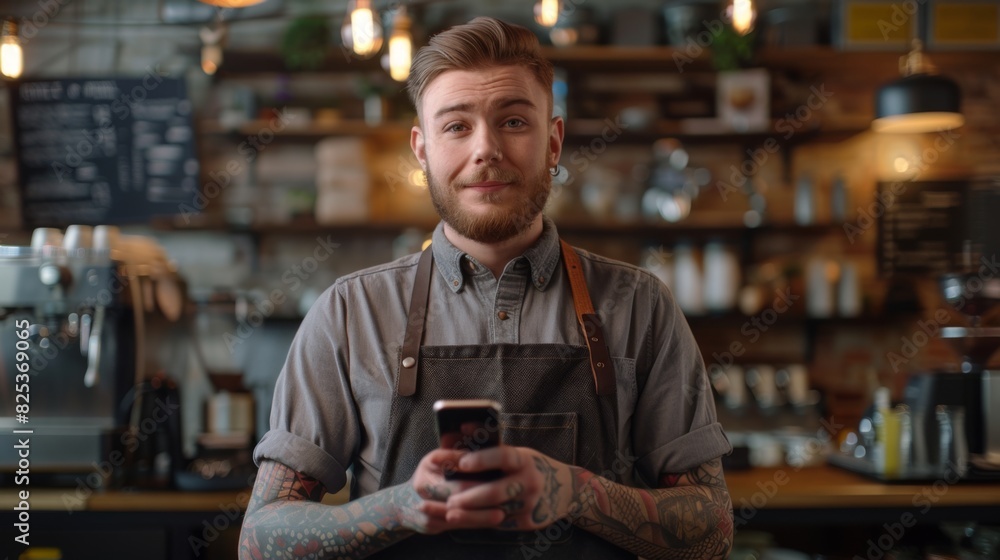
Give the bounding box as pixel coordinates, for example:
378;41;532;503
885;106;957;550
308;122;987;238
406;17;555;118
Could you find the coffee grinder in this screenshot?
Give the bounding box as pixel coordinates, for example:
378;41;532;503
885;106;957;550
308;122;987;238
891;177;1000;479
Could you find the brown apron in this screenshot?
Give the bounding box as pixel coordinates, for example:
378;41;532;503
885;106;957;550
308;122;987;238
371;241;636;560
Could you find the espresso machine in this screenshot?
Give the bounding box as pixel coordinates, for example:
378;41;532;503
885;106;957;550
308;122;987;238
0;225;186;487
902;271;1000;479
831;177;1000;480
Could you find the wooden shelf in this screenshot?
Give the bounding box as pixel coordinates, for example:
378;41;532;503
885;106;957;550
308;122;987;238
563;116;871;144
541;45;1000;73
198;119;412;138
217;45;1000;76
155;215;847;239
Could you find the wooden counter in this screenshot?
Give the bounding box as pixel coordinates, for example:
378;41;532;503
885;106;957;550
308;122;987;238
726;465;1000;509
6;466;997;513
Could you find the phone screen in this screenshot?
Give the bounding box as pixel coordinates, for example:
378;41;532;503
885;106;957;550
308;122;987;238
434;399;503;481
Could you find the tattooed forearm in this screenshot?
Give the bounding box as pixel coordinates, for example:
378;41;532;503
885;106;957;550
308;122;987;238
570;458;733;560
238;460;419;560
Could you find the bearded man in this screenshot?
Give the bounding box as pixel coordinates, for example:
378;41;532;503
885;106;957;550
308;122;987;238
240;16;733;560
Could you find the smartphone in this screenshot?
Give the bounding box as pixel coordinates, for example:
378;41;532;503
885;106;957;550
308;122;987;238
433;399;503;481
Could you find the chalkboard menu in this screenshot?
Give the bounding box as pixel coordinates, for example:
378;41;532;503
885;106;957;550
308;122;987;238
878;179;1000;276
11;75;200;227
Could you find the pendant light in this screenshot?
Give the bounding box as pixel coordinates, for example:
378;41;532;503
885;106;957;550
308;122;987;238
200;16;227;75
386;7;412;82
1;18;23;79
873;39;964;134
726;0;756;35
534;0;560;28
342;0;383;59
197;0;267;7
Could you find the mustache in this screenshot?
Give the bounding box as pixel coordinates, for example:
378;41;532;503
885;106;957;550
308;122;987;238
458;167;523;187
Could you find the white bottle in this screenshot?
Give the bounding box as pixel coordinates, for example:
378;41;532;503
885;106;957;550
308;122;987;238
794;175;815;226
673;243;704;315
703;242;740;312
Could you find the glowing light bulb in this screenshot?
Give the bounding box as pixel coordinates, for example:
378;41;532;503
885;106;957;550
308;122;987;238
202;44;222;75
729;0;756;35
534;0;560;28
343;0;383;58
1;18;23;79
388;8;411;82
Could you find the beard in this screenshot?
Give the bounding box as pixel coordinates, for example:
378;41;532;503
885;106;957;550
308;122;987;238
426;160;552;244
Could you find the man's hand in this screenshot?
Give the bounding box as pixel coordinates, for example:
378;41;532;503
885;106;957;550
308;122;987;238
402;448;498;534
429;445;580;531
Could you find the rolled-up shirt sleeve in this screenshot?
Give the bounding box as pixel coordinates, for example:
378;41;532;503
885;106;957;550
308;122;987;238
633;277;731;484
253;282;359;494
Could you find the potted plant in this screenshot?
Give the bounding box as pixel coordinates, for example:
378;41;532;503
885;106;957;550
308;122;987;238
711;24;769;132
282;15;332;71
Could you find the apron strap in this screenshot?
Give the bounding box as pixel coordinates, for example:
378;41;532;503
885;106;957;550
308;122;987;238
398;246;434;396
398;239;616;396
560;240;616;396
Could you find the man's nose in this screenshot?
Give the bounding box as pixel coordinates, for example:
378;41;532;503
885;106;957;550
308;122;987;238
472;128;502;165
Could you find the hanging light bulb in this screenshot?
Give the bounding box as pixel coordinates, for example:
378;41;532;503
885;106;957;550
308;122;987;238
197;0;266;6
199;19;227;75
342;0;383;59
534;0;560;28
1;18;23;79
387;7;412;82
727;0;757;36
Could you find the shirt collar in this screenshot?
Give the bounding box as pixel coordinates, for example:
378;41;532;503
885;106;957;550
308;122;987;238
430;215;562;293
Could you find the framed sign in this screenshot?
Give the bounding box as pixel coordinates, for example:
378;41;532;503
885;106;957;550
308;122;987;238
835;0;920;50
877;179;1000;277
925;1;1000;49
11;74;201;227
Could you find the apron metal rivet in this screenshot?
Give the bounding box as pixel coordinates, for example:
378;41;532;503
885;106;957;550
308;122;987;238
591;337;598;342
402;357;416;368
597;362;605;367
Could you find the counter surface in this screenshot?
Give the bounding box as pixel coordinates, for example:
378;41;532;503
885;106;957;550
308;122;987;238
725;466;1000;509
6;466;1000;512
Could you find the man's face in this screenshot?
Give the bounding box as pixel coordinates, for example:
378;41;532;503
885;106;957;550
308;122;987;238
411;65;564;244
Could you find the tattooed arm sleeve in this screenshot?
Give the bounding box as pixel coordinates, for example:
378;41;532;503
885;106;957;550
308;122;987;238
569;458;734;560
238;460;421;560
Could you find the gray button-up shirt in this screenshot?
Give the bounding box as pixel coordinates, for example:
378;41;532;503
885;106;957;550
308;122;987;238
254;216;731;496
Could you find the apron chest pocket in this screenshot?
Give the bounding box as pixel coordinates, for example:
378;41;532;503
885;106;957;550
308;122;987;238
501;412;578;465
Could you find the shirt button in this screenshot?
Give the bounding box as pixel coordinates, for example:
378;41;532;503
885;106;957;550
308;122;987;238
452;279;460;287
497;311;509;320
